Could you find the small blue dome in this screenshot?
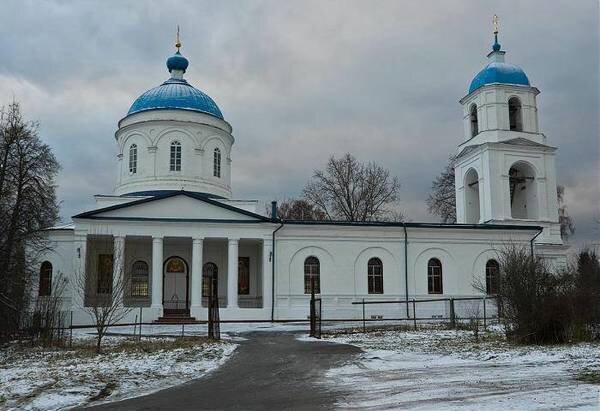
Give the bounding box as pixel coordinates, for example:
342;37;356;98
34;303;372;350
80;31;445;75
469;62;530;93
127;78;224;119
167;51;189;72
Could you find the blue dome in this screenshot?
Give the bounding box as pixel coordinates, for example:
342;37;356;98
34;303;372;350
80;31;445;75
127;78;224;119
167;51;189;72
469;62;530;93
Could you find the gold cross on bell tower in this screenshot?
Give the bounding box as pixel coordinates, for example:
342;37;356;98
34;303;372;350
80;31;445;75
175;25;182;52
493;14;499;35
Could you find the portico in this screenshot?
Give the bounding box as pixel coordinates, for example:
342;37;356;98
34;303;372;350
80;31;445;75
72;190;277;324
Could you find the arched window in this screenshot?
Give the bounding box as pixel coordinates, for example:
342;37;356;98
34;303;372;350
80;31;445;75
213;148;221;178
464;168;480;224
128;144;137;174
485;259;500;295
130;260;149;297
508;97;523;131
39;261;52;296
509;162;537;219
304;256;320;294
470;104;479;137
203;262;218;298
367;257;383;294
427;258;443;294
170;141;182;171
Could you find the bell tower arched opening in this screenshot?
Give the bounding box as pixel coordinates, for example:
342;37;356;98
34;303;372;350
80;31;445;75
508;97;523;131
509;162;537;219
464;168;480;223
469;104;479;137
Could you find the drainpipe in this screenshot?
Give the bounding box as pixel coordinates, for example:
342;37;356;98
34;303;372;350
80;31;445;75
402;222;409;317
270;201;284;321
530;226;543;257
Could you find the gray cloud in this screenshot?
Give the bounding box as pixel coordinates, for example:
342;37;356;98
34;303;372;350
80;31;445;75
0;0;597;246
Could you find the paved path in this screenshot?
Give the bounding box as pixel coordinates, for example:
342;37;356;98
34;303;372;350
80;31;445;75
88;332;361;411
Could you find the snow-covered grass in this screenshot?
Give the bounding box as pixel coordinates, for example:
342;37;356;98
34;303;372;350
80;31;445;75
321;327;600;410
0;333;236;410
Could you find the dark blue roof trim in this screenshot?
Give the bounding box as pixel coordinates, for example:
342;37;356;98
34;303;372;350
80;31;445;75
73;191;271;222
281;220;542;231
80;217;272;224
119;190;225;199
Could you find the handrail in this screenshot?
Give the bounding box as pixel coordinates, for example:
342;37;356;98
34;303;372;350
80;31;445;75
351;296;497;305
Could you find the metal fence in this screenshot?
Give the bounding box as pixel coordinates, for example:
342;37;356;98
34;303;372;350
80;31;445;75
351;296;499;332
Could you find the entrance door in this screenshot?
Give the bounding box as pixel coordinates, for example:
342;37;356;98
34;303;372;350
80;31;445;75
163;257;189;315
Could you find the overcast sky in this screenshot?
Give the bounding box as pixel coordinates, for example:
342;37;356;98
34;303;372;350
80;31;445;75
0;0;598;245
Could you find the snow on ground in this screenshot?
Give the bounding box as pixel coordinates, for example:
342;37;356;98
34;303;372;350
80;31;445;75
0;333;236;411
321;328;600;410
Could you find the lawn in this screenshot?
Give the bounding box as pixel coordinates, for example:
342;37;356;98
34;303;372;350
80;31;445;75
320;327;600;410
0;332;236;410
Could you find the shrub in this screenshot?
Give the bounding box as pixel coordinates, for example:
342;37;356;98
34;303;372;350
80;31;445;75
496;245;600;344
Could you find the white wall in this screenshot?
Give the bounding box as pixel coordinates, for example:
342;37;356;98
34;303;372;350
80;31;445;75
114;109;234;198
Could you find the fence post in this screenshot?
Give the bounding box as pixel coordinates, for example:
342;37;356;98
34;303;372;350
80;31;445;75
133;314;138;338
69;311;73;348
412;299;417;330
483;297;487;330
181;323;185;338
362;298;366;333
449;298;456;329
139;307;143;341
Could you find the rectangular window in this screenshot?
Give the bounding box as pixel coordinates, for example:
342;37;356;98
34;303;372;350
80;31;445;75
170;143;181;171
428;266;443;294
129;146;137;174
238;257;250;295
97;254;114;294
213;149;221;178
368;266;383;294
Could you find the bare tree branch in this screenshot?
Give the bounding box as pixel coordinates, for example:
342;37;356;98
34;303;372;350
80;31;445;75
302;153;403;222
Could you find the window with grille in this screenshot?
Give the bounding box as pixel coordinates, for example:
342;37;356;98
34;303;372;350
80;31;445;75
129;144;137;174
213;148;221;178
97;254;113;294
367;257;383;294
170;141;181;171
427;258;443;294
485;259;500;295
130;260;149;297
39;261;52;296
238;257;250;295
304;256;320;294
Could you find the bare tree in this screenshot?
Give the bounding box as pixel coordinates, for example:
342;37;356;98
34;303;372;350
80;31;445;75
557;185;575;241
267;198;327;221
428;157;576;240
302;153;402;222
0;101;60;341
26;273;68;346
426;155;457;223
76;237;132;353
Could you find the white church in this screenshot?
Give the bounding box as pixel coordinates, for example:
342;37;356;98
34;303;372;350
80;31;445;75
37;27;568;324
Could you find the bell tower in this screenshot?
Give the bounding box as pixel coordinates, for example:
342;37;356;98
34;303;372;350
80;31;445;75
454;17;563;246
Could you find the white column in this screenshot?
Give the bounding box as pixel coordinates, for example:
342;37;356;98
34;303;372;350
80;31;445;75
262;239;273;310
227;238;239;309
151;237;163;316
191;238;204;310
113;236;125;306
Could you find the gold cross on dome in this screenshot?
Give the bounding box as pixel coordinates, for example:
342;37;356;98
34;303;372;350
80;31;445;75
493;15;499;35
175;25;181;52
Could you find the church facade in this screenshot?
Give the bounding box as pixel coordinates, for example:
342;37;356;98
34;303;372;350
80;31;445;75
35;29;568;324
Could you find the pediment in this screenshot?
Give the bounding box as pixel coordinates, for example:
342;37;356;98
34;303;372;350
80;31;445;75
73;192;269;222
